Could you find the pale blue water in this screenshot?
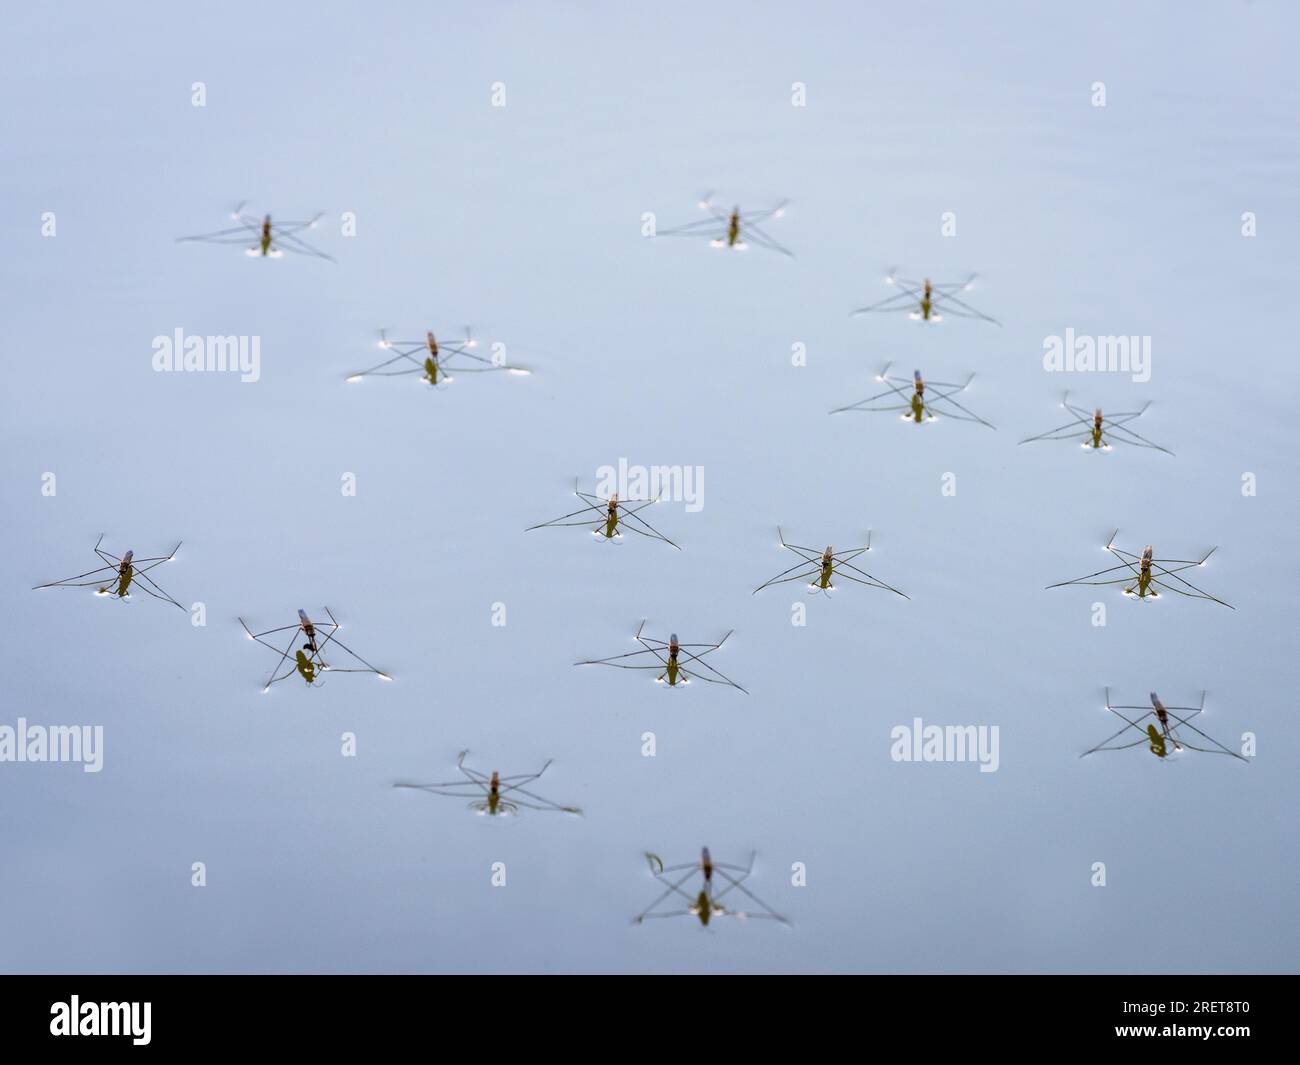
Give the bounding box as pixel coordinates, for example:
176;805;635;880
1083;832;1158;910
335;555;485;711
1;1;1297;973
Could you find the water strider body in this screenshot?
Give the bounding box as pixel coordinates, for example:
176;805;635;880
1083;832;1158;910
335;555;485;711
1081;690;1248;761
813;546;835;589
394;751;580;816
256;216;273;256
33;535;184;610
634;849;789;926
906;371;929;422
420;332;444;385
1131;546;1156;599
1147;694;1182;756
107;550;135;598
238;607;392;692
600;495;621;539
724;208;741;247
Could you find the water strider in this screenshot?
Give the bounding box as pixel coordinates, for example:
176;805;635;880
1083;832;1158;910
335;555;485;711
177;203;335;261
1020;394;1173;455
830;362;995;428
577;620;747;693
852;269;999;324
346;328;530;387
633;849;789;926
33;535;184;610
1082;690;1248;761
753;528;908;599
393;750;581;816
238;607;392;692
654;193;793;257
1048;531;1231;608
526;480;679;548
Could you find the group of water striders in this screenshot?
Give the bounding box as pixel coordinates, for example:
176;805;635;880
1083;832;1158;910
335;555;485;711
29;194;1246;928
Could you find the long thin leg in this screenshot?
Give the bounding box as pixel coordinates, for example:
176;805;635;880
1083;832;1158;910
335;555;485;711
934;292;1000;325
926;381;995;429
1103;421;1174;455
498;776;581;812
36;575;119;589
619;518;680;549
1081;703;1156;757
853;275;929;314
347;352;426;378
274;214;325;235
443;348;514;373
711;868;789;923
133;571;186;610
1149;576;1233;609
310;608;388;676
830;373;916;414
633;868;701;923
526;500;607;529
393;781;490;797
754;563;821;594
1020;414;1094;444
742;222;794;258
829;397;912;414
33;565;117;589
241;621;303;639
1046;553;1142;588
535;519;605;530
134;556;181;575
776;528;824;559
928;407;995;429
1101;407;1152;423
655;219;726;237
676;648;748;694
1081;736;1153;756
738;201;789;225
1048;574;1136;589
590;500;679;548
184;236;263;246
576;644;669;669
273;229;336;262
1164;711;1247;761
928;274;979;293
177;226;258;243
319;634;388;674
507;795;582;813
834;561;909;598
258;629;301;692
494;763;551;792
713;852;756;875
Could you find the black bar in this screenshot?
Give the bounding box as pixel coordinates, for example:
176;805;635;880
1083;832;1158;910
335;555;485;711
0;975;1286;1051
